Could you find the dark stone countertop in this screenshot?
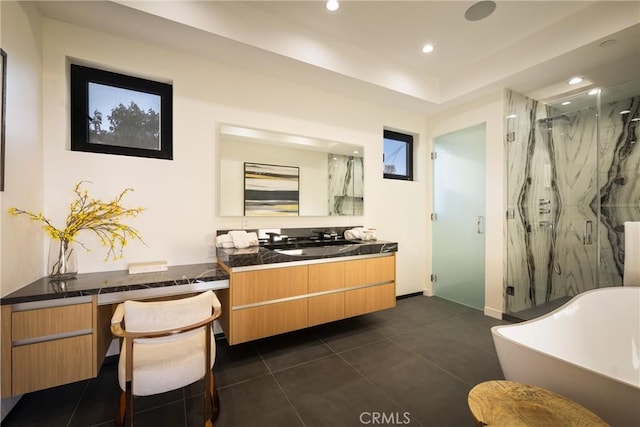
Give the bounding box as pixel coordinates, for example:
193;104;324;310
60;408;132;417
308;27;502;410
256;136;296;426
1;263;229;305
217;240;398;269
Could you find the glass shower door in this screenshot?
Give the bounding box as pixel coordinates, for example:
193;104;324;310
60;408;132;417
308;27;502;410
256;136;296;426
432;123;486;310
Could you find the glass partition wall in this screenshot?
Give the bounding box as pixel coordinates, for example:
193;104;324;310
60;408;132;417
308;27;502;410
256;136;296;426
505;81;640;320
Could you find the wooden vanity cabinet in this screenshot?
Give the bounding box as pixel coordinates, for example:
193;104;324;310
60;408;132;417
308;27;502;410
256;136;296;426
344;256;396;317
308;262;346;326
223;254;396;345
229;265;309;344
1;297;112;397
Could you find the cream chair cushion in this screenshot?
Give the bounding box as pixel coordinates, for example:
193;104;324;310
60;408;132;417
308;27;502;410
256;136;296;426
117;291;216;396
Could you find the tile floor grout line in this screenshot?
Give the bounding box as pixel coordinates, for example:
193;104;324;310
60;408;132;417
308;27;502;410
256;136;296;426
422;322;503;355
182;388;188;427
333;337;428;427
256;348;308;427
65;378;90;427
387;333;482;389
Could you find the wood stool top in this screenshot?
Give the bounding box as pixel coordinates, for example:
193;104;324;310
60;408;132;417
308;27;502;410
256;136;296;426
468;380;610;426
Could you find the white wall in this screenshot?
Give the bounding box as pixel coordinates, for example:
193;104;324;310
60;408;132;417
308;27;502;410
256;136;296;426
0;1;45;419
0;2;44;296
37;18;427;296
425;92;505;318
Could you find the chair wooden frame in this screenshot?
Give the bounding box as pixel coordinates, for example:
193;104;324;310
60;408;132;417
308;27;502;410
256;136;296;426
111;293;222;427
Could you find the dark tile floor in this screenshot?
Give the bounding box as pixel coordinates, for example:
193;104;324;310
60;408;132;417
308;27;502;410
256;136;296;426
1;295;510;427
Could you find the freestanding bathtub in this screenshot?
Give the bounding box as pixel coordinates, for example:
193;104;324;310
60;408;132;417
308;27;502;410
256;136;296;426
492;287;640;427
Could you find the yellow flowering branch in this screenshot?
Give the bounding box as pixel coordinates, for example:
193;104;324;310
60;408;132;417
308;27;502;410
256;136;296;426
8;181;146;261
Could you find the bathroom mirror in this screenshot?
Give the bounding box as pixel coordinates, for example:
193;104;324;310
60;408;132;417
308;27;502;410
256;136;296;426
218;124;364;216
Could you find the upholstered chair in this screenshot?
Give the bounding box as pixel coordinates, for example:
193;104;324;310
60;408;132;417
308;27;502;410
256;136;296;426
110;290;222;426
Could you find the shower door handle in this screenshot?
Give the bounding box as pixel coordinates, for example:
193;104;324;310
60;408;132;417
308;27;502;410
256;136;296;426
477;216;484;234
583;220;593;245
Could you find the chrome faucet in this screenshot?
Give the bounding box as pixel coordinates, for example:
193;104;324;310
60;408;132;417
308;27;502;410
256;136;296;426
313;230;339;240
266;232;288;243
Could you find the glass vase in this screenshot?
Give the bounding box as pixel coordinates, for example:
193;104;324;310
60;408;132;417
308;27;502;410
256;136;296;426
48;238;78;279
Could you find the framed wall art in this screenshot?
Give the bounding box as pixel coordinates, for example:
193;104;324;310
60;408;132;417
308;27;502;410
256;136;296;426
70;64;173;160
244;162;299;216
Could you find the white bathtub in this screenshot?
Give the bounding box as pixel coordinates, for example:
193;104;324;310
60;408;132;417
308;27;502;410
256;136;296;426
492;287;640;427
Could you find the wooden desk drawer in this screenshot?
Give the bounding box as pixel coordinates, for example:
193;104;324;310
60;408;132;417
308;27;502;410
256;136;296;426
12;303;93;341
12;334;93;395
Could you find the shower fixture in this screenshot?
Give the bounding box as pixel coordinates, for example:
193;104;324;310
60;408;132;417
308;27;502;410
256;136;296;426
537;115;571;125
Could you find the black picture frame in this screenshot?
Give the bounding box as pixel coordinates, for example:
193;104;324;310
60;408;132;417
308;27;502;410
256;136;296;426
0;49;6;191
70;64;173;160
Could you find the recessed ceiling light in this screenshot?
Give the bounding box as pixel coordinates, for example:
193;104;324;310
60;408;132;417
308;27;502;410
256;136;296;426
588;89;599;95
326;0;339;12
422;43;435;54
620;110;631;115
568;77;583;85
465;1;497;22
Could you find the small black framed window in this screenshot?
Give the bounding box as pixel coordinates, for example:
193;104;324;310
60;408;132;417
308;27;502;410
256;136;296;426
70;64;173;160
383;129;413;181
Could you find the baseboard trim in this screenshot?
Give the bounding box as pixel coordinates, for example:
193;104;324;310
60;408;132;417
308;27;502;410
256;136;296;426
484;306;504;320
396;292;423;300
502;313;524;323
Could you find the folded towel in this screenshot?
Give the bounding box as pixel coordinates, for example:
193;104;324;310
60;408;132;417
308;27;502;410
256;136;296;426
215;234;234;249
344;227;364;240
246;232;259;247
623;221;640;286
229;230;251;249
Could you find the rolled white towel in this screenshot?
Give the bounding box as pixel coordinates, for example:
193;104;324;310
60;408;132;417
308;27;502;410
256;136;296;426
344;227;364;240
215;234;234;249
246;232;259;247
623;221;640;286
229;230;251;249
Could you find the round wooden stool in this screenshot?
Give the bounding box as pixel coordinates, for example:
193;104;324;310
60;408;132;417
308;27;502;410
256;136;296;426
468;380;610;426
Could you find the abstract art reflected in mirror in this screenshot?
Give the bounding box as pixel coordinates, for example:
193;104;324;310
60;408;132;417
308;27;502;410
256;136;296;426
219;124;364;217
244;162;299;216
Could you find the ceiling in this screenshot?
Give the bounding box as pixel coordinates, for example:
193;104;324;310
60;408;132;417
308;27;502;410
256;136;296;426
35;1;640;114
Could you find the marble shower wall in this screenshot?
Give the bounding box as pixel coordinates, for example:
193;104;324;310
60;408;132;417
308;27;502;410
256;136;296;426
505;88;640;314
328;154;364;216
598;94;640;285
